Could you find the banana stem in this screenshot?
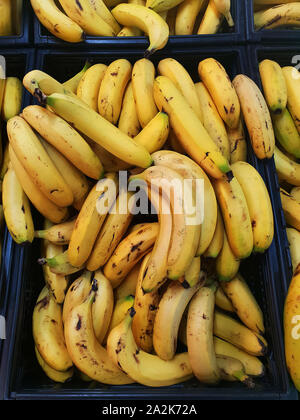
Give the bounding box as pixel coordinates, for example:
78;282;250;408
35;230;47;239
233;370;255;389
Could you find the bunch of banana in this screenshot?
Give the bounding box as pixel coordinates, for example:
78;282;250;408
254;2;300;30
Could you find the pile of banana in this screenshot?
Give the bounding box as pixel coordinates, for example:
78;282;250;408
254;1;300;31
0;0;23;36
258;59;300;392
30;0;234;50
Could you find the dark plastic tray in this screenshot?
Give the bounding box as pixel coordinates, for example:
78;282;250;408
0;1;32;47
0;49;36;368
0;46;297;400
246;0;300;44
33;0;245;48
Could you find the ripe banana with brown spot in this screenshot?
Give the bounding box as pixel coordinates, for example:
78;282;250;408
35;219;76;245
77;63;108;112
280;188;300;231
227;118;247;164
115;261;142;301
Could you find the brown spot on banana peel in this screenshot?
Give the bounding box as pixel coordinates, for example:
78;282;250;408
75;0;83;11
36;296;49;310
76;315;82;331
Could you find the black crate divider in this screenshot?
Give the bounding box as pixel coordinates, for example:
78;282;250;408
33;0;246;48
0;46;298;400
0;1;32;47
246;0;300;44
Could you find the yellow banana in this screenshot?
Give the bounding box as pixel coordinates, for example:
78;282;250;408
212;175;254;259
221;274;265;334
184;256;203;288
63;61;91;94
215;285;235;313
118;82;141;139
134;112;169;154
195;81;230;160
158;58;203;122
199;58;240;129
104;295;135;345
33;286;73;371
231;161;274;253
111;4;169;56
254;3;300;30
153;76;231;178
232;74;275;160
216;229;240;282
214;310;268;356
106;309;193;387
30;0;83;42
175;0;206;35
280;188;300;231
216;355;254;388
22;105;103;180
2;165;34;244
282;66;300;135
291;187;300;202
146;0;185;12
117;26;143;36
274;146;300;187
227;118;247;164
259;59;287;114
212;0;234;26
0;142;9;182
35;346;74;383
87;138;131;173
35;219;76;245
2;77;22;121
98;59;132;125
0;0;12;35
153;279;202;361
103;222;159;288
39;250;85;276
7;116;74;208
272;109;300;159
197;0;224;34
46;93;153;169
204;205;224;259
77;63;107;112
131;58;158;128
114;261;142;301
166;5;178;34
64;288;134;384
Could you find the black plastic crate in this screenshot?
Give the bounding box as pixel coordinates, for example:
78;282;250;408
33;0;245;49
0;1;32;47
246;0;300;44
0;46;297;400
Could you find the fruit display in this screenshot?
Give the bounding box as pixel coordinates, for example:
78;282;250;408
30;0;235;47
253;1;300;31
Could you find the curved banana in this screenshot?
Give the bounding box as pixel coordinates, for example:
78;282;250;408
63;61;91;94
282;66;300;135
98;59;132;125
68;173;118;267
204;205;224;259
39;250;85;276
153;279;202;361
291;187;300;202
272;109;300;159
280;188;300;231
146;0;185;12
35;346;74;383
33;286;73;371
103;222;159;288
216;229;240;282
2;165;34;244
64;288;134;384
118;82;141;139
153;76;231;179
215;285;235;312
274;146;300;187
227;118;247;164
134;112;169;154
115;261;142;301
30;0;83;43
111;4;169;56
104;295;135;345
197;0;223;34
212;0;234;26
2;77;22;121
254;3;300;30
46;93;153;169
35;219;76;245
158;58;203;122
232;74;275;160
216;355;254;388
106;309;193;387
187;283;221;384
7;116;74;208
77;63;107;112
287;228;300;276
22;105;104;180
259;59;287;115
175;0;206;35
195;81;230;160
184;256;202;288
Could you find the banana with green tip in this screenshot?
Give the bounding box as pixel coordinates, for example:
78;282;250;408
35;219;76;245
216;355;255;388
63;61;91;94
38;250;85;276
259;59;287;115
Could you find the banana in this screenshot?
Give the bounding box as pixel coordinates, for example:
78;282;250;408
39;138;90;210
33;286;73;371
103;222;159;288
98;59;132;125
132;253;163;353
131;59;158;129
62;271;92;325
259;59;287;115
272;109;300;159
216;228;240;282
146;0;185;12
87;139;131;173
111;4;169;56
153;76;231;179
221;274;265;334
106;308;193;387
30;0;83;42
204;205;224;259
153;279;202;361
274;146;300;187
35;219;76;245
9;146;69;225
68;173;118;267
7;116;74;208
166;5;178;34
0;142;9;182
118;82;141;139
46;93;153;169
134;112;169;154
117;26;143;36
114;262;142;302
254;3;300;30
216;355;254;387
86;0;122;33
184;256;203;288
187;283;221;384
291;187;300;202
2;165;34;244
284;269;300;392
280;188;300;231
282;66;300;135
227;118;248;164
35;346;74;383
212;0;234;26
63;61;91;94
58;0;117;36
175;0;206;35
22;106;103;180
2;77;22;121
215;285;235;312
64;287;134;384
214;310;268;356
232;74;275;160
0;0;12;35
214;337;265;377
104;295;135;345
38;250;85;276
158;58;203;123
77;63;107;112
197;0;224;34
151;150;218;256
231;161;274;253
212;174;254;260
